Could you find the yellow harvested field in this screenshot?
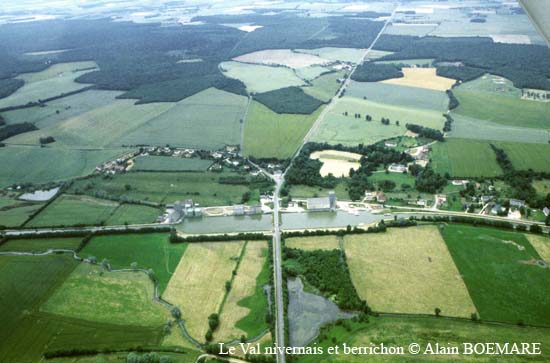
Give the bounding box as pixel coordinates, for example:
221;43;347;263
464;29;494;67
310;150;362;177
216;241;268;341
286;235;340;251
344;226;477;317
382;68;456;91
163;241;244;341
526;234;550;261
233;49;329;68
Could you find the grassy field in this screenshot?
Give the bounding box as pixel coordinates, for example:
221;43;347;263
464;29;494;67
297;315;550;363
346;81;449;112
286;235;340;251
0;146;126;188
526;235;550;261
533;179;550;196
220;61;305;93
0;195;43;227
42;263;167;326
344;226;476;317
163;241;244;341
288;182;349;200
132;156;213;172
121;88;248;150
311;97;444;147
381;68;455;91
0;237;81;252
243;101;323;159
457;74;521;98
7;98;173;147
0;61;97;109
430;139;503;178
233;49;328;68
295;66;332;81
68;171;259;206
81;233;186;294
106;204;160;225
453;88;550;129
447;113;550;144
296;47;366;63
494;141;550;173
302;71;345;102
216;241;269;341
440;224;550;325
27;194;119;227
2;90;123;128
369;171;417;190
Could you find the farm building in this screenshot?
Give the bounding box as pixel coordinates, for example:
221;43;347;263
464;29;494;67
509;199;526;208
543;207;549;217
234;204;245;216
388;163;407;173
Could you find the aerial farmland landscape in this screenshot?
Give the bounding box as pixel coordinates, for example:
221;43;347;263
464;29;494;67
1;0;550;362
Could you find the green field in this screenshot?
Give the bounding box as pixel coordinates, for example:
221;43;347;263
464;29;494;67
0;195;43;227
441;224;550;325
0;237;81;252
311;97;444;147
295;66;332;81
121;88;248;150
368;171;417;190
220;61;305;93
68;171;261;206
346;81;449;112
42;263;167;326
0;255;162;363
106;204;160;225
7;99;173;147
0;61;97;109
81;233;187;294
302;71;345;102
453;88;550;129
243;101;323;159
288;182;349;200
2;90;123;128
456;74;521;98
495;142;550;173
133;156;213;172
0;146;126;188
430;139;503;178
297;315;550;363
27;195;119;227
448;113;550;144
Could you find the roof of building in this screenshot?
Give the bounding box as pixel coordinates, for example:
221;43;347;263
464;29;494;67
307;197;331;209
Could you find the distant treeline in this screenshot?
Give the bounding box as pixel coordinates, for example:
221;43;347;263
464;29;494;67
405;123;444;141
0;122;37;141
0;78;24;99
374;35;550;90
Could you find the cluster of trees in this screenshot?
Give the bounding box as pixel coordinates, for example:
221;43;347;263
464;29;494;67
283;248;368;311
285;144;339;189
417;214;543;234
0;122;37;141
126;352;173;363
446;90;460;110
253;87;324;115
351;63;404;82
414;166;447;193
170;230;269;243
39;136;55;145
522;90;550;101
376;35;550;90
405;123;444;141
380;117;391;125
443;114;454;132
205;313;220;342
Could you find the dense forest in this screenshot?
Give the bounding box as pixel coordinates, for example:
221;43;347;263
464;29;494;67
374;35;550;89
351;62;403;82
0;78;23;99
405;124;444;141
253;87;324;114
0;122;37;141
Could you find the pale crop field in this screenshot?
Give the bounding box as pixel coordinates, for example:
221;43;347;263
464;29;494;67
296;47;366;63
344;226;477;318
310;150;361;177
311;96;444;146
526;235;550;261
220;61;306;93
42;263;167;327
382;68;456;91
216;241;268;341
0;61;98;108
233;49;329;68
286;235;340;251
163;241;244;341
121;88;247;150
